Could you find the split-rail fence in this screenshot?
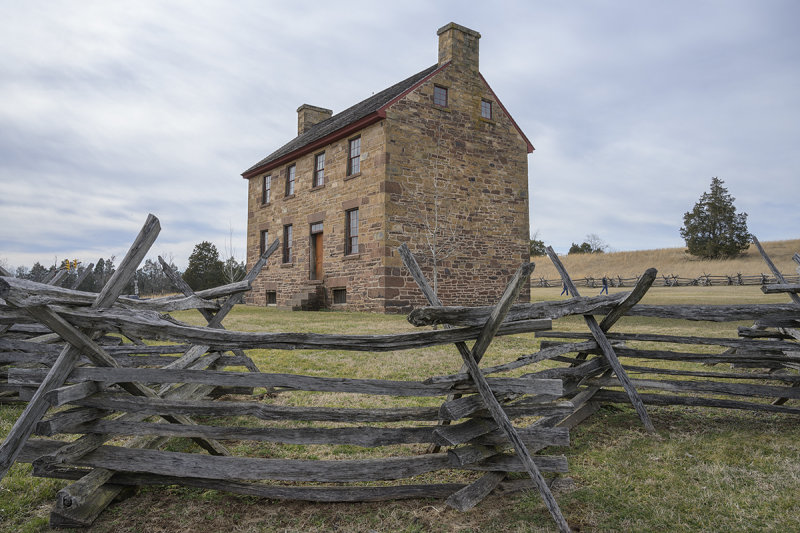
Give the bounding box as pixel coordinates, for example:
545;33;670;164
411;241;799;443
0;215;572;531
533;272;800;288
1;216;798;533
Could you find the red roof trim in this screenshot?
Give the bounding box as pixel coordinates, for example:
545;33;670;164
242;63;450;180
479;73;535;153
241;114;385;178
242;64;533;179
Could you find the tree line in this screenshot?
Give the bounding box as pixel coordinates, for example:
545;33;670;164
8;242;245;296
7;178;751;294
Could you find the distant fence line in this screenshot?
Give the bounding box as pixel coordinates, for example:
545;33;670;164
534;273;800;288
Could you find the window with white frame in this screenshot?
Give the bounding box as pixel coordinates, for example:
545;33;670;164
347;137;361;176
262;175;271;204
260;229;269;255
481;99;492;119
434;85;448;107
345;208;359;255
282;224;293;263
285;165;295;196
313;152;325;187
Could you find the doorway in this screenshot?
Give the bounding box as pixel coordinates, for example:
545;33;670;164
310;222;324;280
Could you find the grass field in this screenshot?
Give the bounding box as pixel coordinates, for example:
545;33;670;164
531;238;800;280
1;285;798;532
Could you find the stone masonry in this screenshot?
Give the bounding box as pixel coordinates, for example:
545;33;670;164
242;23;532;312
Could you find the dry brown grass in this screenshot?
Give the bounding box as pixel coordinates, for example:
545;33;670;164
530;239;800;280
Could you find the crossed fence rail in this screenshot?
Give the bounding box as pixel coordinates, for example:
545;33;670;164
1;218;798;533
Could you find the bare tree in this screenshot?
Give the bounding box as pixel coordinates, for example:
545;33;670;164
222;222;245;284
585;234;609;253
420;174;460;297
160;251;176;266
530;229;546;256
415;125;463;298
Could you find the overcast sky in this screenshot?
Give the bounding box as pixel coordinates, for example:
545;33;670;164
1;1;798;271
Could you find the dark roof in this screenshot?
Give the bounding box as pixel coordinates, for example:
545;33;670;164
243;64;440;176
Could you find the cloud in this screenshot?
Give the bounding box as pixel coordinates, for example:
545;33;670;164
505;2;800;252
1;0;798;271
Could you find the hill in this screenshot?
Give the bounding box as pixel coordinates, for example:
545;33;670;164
530;239;800;281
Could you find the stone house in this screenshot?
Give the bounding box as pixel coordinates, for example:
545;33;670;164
242;23;533;312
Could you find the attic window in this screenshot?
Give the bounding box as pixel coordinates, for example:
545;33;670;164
434;85;448;107
481;99;492;119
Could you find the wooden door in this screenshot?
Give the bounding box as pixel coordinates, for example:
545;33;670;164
312;232;324;280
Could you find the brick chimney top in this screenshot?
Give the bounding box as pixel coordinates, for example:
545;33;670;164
297;104;333;135
437;22;480;72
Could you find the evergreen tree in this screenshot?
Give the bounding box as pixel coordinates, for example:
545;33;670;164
59;258;78;288
530;238;546;256
73;264;94;291
568;242;593;255
222;256;246;284
680;177;750;259
92;259;106;291
568;234;607;255
183;241;225;291
29;262;49;282
529;230;546;256
134;258;179;296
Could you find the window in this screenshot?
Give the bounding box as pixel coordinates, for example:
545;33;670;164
434;85;448;107
313;152;325;187
262;175;271;204
260;230;269;255
285;165;295;196
345;208;358;255
266;291;277;305
282;224;293;263
481;99;492;119
347;137;361;176
332;288;347;304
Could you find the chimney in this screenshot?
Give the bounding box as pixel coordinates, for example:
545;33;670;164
437;22;481;73
297;104;333;135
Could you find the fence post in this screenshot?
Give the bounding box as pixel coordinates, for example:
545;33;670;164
546;247;655;434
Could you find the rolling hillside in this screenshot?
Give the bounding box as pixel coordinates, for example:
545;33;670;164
530;239;800;281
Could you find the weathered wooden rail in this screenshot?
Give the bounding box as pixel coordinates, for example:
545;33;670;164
413;240;800;438
2;221;797;533
0;215;574;531
533;272;800;288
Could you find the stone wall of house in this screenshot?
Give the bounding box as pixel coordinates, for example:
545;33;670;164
381;61;531;312
244;24;532;313
245;121;390;311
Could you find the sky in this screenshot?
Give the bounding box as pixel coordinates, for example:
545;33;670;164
1;0;798;272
